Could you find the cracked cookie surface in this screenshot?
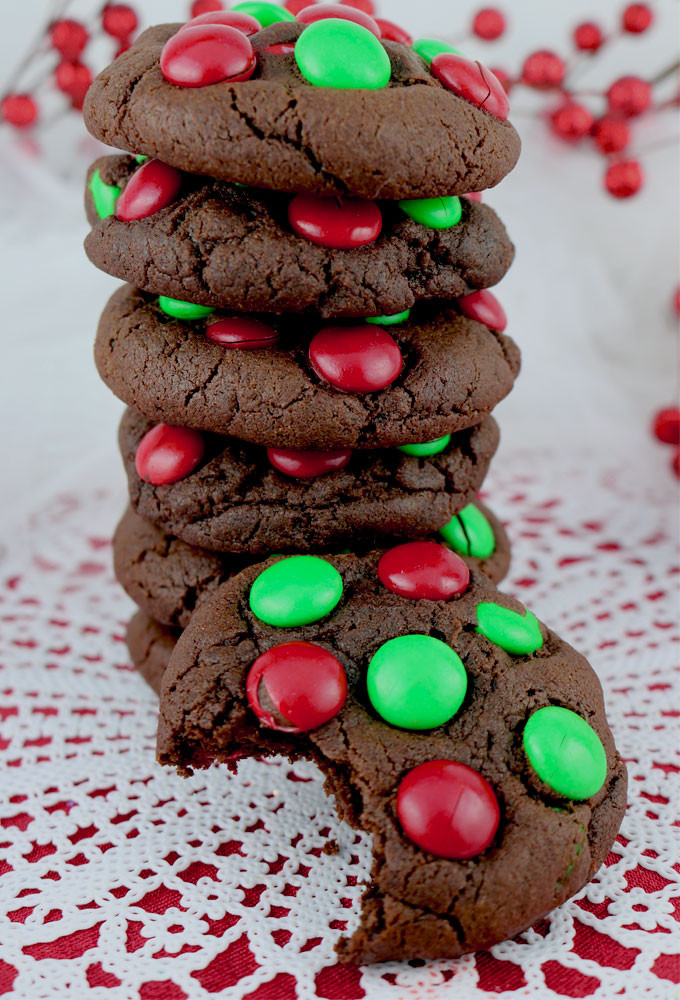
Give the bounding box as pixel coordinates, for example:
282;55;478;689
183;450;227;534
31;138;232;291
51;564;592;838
120;408;499;555
83;22;521;200
85;155;515;319
97;286;520;449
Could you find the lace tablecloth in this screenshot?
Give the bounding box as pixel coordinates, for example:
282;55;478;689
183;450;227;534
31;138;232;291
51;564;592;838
0;450;678;1000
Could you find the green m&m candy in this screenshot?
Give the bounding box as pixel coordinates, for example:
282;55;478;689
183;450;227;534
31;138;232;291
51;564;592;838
440;503;495;559
158;297;216;320
366;309;411;326
135;154;149;165
412;38;460;66
476;602;543;655
232;1;293;26
89;169;121;220
249;556;343;627
398;435;451;457
523;707;607;800
295;20;391;90
367;635;467;730
398;196;462;229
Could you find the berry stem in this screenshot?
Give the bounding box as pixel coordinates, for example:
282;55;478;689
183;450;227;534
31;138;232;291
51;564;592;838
0;0;72;98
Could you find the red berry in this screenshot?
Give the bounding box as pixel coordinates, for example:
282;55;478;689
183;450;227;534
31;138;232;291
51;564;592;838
296;3;381;38
135;424;205;485
521;50;566;89
378;542;470;600
673;449;680;479
593;115;630;154
247;641;347;733
604;159;643;198
622;3;653;33
206;316;279;349
397;760;500;859
102;4;138;41
457;289;507;331
431;54;509;120
55;61;93;108
652;408;680;445
49;19;89;60
489;66;513;93
573;21;604;52
309;325;403;393
116;158;183;221
674;286;680;318
183;11;262;35
339;0;375;14
288;194;382;249
285;0;313;12
472;8;506;41
1;93;38;128
549;101;594;141
160;24;256;87
374;18;412;45
607;75;651;117
190;0;224;15
267;447;352;478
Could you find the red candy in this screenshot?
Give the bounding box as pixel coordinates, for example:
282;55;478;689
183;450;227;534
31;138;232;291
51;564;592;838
463;191;482;202
309;325;402;393
1;94;38;128
549;101;594;142
191;0;224;14
472;8;506;41
430;53;509;120
374;18;412;45
340;0;375;13
266;43;297;54
652;408;680;445
378;542;470;601
457;289;507;332
573;22;604;52
622;3;653;33
247;641;347;732
521;50;566;89
102;4;138;40
605;159;643;199
296;3;381;38
206;316;279;349
288;194;382;249
593;116;630;155
116;159;183;221
268;447;352;478
50;19;89;60
135;424;205;485
160;24;256;87
285;0;314;12
182;11;262;35
607;76;651;118
397;760;500;859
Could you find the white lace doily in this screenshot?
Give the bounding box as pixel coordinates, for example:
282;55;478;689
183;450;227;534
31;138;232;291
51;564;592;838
0;451;678;1000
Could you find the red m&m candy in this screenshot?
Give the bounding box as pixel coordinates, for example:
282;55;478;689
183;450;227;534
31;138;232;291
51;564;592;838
457;289;507;332
182;10;262;34
288;194;382;249
135;424;205;485
207;316;279;349
116;159;183;221
268;447;352;478
374;18;412;45
309;325;402;393
296;3;381;38
160;24;257;87
397;760;500;859
378;542;470;600
247;641;347;732
430;53;509;120
340;0;375;13
285;0;313;13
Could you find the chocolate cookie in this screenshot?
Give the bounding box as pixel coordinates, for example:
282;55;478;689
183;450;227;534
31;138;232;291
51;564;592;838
83;22;521;200
85;155;515;319
155;550;626;964
120;407;499;555
115;500;510;629
127;609;179;696
97;286;520;449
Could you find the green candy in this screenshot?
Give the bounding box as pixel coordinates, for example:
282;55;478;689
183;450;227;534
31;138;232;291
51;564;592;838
89;169;121;220
523;707;607;800
399;196;462;229
249;556;343;627
366;309;411;326
398;435;451;457
476;603;544;655
158;297;215;320
367;635;467;730
232;1;293;25
440;503;495;559
295;19;391;90
135;154;149;164
412;38;461;66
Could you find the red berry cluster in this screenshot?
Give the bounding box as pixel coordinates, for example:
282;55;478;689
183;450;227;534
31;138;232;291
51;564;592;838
652;407;680;478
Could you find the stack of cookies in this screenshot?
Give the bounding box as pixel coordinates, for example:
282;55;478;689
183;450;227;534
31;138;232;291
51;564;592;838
83;4;626;965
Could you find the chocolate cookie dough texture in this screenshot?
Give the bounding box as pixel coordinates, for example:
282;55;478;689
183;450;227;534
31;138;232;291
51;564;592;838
84;3;624;964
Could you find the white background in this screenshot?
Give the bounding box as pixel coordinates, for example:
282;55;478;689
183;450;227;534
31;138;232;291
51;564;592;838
0;0;678;516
